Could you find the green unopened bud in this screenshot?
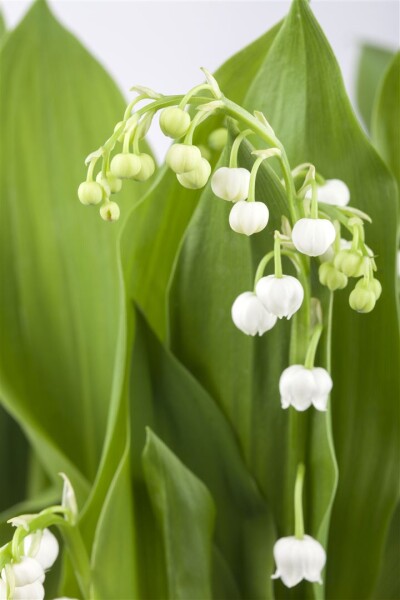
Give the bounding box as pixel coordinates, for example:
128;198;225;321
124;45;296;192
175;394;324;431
133;153;156;182
334;249;365;277
100;201;120;222
78;181;103;205
318;262;348;291
110;153;141;179
349;286;376;313
177;158;211;190
96;171;122;194
208;127;228;151
159;107;191;139
355;277;382;300
166;144;202;174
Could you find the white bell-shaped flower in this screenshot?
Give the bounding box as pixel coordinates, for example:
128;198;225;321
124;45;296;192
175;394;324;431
211;167;251;202
0;579;7;600
231;292;277;336
256;275;304;319
229;201;269;236
1;557;44;588
305;178;350;206
292;218;336;257
24;529;59;571
279;365;333;411
272;535;326;588
13;581;45;600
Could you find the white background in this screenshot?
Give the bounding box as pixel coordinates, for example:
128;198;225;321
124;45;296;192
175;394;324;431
2;1;399;158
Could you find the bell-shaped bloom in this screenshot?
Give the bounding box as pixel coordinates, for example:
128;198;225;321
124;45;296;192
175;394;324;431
305;178;350;206
177;158;211;189
231;292;277;336
256;275;304;319
99;201;120;222
13;581;45;600
166;144;202;174
272;535;326;588
334;249;365;278
292;218;336;257
24;529;59;571
0;579;6;600
229;201;269;236
279;365;333;411
211;167;251;202
1;558;44;588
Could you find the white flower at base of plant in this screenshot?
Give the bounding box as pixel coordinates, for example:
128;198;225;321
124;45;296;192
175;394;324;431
292;218;336;257
279;365;333;411
256;275;304;319
24;528;59;571
231;292;277;336
12;581;45;600
211;167;251;202
229;201;269;235
272;535;326;588
1;557;44;588
305;178;350;206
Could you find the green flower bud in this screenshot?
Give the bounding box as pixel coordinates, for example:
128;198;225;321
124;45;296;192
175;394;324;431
166;144;202;174
100;201;120;222
133;153;156;182
159;107;191;139
355;277;382;300
177;158;211;190
334;249;365;278
78;181;103;206
318;262;348;291
110;153;141;179
96;171;122;194
208;127;228;151
349;286;376;313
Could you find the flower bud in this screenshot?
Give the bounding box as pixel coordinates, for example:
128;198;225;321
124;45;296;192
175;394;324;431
13;582;45;600
166;144;202;174
231;292;277;336
279;365;332;411
211;167;251;202
355;277;382;300
305;178;350;206
159;107;191;139
229;201;269;236
349;286;376;313
256;275;304;319
24;529;59;571
133;153;156;182
110;153;141;179
319;238;351;264
2;558;44;587
77;181;103;206
100;201;120;222
177;158;211;189
208;127;228;151
96;171;122;194
272;535;326;588
334;249;365;277
318;262;348;291
292;218;336;257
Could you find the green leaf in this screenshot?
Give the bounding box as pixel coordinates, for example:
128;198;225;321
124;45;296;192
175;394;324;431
243;1;399;597
0;407;29;515
372;52;400;187
374;501;400;599
142;429;215;600
356;44;395;130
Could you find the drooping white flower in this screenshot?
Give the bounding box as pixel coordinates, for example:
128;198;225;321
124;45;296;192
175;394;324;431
229;201;269;235
166;144;202;174
211;167;251;202
279;365;333;411
24;529;59;571
272;535;326;588
255;275;304;319
13;581;45;600
0;579;7;600
231;292;277;336
292;218;336;257
1;557;44;588
305;178;350;206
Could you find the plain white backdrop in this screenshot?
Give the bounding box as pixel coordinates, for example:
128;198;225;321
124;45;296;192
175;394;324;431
2;1;399;158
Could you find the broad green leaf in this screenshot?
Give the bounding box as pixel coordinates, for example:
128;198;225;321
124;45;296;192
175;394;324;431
356;44;395;130
0;407;28;515
130;309;275;598
243;1;399;597
372;52;400;187
374;501;400;599
142;429;215;600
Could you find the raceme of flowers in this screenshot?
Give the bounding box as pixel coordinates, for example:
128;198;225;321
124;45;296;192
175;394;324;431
77;70;380;589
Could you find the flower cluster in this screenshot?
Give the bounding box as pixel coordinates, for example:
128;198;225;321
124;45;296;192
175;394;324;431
80;71;381;590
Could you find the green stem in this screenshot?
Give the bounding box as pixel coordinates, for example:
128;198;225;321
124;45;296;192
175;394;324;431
274;233;283;278
248;156;265;202
311;179;319;219
60;523;92;599
184;110;209;144
294;463;306;539
304;324;323;369
253;248;302;287
229;129;253;168
178;84;214;109
123;94;146;120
